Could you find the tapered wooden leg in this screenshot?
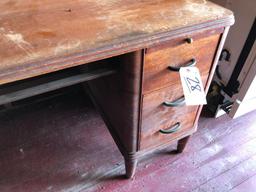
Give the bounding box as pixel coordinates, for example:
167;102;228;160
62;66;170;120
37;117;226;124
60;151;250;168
176;135;191;153
125;157;137;179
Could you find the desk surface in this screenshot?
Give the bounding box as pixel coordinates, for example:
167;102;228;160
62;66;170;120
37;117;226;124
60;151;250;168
0;0;233;85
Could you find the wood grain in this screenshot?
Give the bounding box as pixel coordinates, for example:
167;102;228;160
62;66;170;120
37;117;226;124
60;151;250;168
0;0;234;85
140;94;197;150
87;51;143;153
140;74;208;150
143;31;221;93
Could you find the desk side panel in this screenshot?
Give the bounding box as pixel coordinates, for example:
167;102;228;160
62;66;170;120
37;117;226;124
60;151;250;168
87;51;143;154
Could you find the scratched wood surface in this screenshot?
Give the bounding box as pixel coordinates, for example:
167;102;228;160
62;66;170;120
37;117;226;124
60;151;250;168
0;0;233;85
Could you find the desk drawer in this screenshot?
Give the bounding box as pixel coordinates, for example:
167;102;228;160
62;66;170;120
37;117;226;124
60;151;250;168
140;105;198;150
143;31;221;93
140;75;208;150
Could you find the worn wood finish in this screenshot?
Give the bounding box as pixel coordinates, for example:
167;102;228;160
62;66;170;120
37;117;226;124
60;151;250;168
145;28;224;54
0;0;234;85
87;51;143;177
173;27;231;158
140;73;208;150
143;31;221;93
0;0;234;179
0;68;116;106
141;104;197;150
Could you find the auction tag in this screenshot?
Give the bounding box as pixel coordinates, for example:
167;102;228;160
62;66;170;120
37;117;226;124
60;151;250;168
179;67;207;106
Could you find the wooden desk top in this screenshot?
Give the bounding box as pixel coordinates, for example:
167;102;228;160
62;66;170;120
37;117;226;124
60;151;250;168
0;0;234;85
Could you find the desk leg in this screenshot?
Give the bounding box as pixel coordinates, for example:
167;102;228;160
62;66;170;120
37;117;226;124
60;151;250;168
176;135;191;153
125;156;137;179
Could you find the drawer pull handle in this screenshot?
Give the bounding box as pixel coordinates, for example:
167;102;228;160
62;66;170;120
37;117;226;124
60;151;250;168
168;58;197;72
159;122;181;134
185;38;193;44
163;97;185;107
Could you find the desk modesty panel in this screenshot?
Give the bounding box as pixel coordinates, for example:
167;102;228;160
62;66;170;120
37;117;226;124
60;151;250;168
0;0;234;178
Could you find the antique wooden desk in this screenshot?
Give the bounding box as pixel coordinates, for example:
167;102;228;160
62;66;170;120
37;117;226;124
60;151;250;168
0;0;234;178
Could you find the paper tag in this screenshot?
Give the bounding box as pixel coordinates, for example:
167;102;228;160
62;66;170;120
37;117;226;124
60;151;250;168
179;67;207;106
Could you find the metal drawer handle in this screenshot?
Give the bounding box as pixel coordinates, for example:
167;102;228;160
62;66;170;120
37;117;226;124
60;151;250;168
159;122;181;134
168;58;197;72
163;96;185;107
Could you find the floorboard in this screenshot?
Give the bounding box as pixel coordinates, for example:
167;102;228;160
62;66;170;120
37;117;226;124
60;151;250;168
230;174;256;192
0;87;256;192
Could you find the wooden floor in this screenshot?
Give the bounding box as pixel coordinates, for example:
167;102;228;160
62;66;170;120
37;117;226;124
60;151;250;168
1;87;256;192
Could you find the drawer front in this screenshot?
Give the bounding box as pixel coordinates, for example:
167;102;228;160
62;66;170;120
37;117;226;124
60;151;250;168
143;31;221;93
140;75;208;150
